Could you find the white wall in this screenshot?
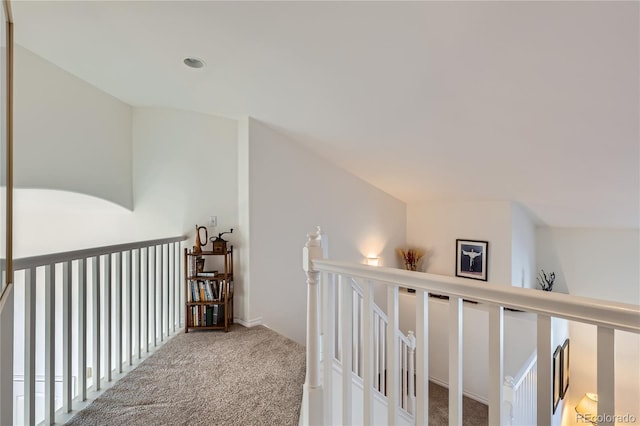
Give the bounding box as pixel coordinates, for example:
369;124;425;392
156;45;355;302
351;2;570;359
407;200;513;285
11;189;137;257
132;107;238;244
511;203;536;289
236;117;251;322
244;119;406;344
14;45;133;209
537;228;640;425
132;107;239;315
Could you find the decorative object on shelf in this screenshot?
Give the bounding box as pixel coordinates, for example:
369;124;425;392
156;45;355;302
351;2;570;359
561;338;570;398
455;239;488;281
193;225;208;254
553;345;561;414
210;228;234;254
366;256;380;266
537;269;556;291
195;257;205;273
575;393;598;424
397;248;424;271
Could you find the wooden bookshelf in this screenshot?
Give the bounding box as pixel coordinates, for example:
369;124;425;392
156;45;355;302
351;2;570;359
184;245;234;332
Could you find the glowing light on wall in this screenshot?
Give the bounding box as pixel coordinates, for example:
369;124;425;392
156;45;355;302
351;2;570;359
366;256;380;266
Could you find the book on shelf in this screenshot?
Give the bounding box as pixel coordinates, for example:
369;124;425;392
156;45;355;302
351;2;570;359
197;270;218;277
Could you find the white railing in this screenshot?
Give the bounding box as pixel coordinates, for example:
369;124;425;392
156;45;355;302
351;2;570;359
504;351;537;426
0;236;186;425
336;278;416;414
302;228;640;426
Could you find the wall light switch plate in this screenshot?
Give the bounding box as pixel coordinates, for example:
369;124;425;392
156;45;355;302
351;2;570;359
209;216;218;227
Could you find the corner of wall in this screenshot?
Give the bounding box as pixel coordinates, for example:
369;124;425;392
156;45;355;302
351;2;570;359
236;116;251;323
510;201;537;289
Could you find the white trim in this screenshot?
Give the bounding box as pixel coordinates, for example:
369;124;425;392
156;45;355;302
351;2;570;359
429;376;489;405
234;317;263;328
312;260;640;334
13;236;186;270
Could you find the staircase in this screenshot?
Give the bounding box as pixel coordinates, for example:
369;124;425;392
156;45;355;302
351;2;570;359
300;227;640;425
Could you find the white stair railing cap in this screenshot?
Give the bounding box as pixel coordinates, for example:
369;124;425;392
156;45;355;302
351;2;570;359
303;226;324;273
407;330;416;349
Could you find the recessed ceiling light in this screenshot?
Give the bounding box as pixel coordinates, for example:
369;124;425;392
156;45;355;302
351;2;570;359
183;57;206;69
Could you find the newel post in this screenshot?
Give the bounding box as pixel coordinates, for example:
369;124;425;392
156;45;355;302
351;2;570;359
302;226;324;425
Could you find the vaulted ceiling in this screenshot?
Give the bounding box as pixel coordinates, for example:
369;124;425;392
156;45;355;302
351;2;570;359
12;1;639;228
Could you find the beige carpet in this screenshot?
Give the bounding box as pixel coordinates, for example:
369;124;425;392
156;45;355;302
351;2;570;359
66;325;306;426
66;323;487;425
429;381;489;426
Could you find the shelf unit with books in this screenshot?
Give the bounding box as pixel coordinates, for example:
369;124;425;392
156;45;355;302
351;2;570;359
184;244;234;332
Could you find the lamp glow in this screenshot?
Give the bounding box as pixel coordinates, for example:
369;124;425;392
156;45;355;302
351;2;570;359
366;256;380;266
575;393;598;424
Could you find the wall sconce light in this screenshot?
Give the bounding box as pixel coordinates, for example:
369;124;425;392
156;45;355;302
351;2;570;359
366;256;380;266
575;393;598;424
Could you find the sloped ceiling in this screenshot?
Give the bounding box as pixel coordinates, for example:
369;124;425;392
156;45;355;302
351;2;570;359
12;1;639;228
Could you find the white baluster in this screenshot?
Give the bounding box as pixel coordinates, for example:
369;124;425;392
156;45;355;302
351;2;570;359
340;275;353;425
92;256;101;391
403;340;408;410
24;267;35;425
303;227;324;425
537;314;552;426
503;376;515;426
387;286;399;425
381;317;386;396
352;287;359;378
489;305;504;424
173;243;178;331
597;327;615;425
151;246;157;347
374;312;380;393
136;249;141;359
126;250;132;365
363;281;374;425
78;259;87;401
44;263;55;425
0;281;14;425
168;244;173;335
449;296;463;426
408;331;416;416
158;244;164;342
115;252;122;373
105;254;112;382
323;273;335;424
145;247;150;353
415;289;429;425
62;261;72;411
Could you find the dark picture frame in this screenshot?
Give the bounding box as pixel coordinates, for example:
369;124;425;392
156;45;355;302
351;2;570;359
553;345;561;413
561;339;570;399
455;239;488;281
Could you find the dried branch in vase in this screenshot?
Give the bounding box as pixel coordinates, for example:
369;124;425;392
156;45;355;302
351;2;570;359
537;269;556;291
397;248;425;271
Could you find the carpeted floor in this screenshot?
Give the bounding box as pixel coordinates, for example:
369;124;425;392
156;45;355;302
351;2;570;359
429;381;489;426
66;324;487;425
66;325;306;426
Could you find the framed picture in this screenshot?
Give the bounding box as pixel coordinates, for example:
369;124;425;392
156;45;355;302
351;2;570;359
561;339;570;399
553;345;561;413
456;239;488;281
